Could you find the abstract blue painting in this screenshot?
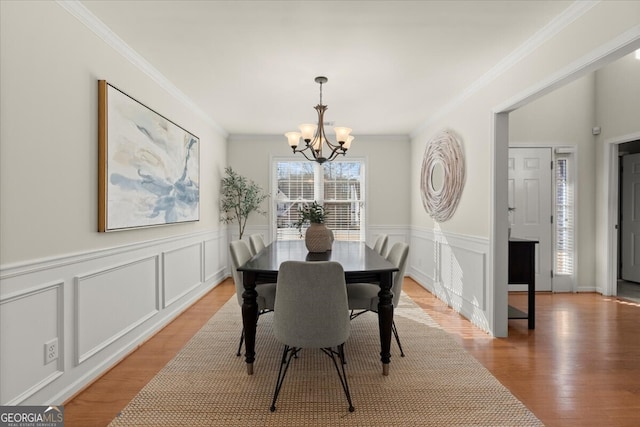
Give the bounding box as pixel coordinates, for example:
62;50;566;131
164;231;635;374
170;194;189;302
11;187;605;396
99;81;199;231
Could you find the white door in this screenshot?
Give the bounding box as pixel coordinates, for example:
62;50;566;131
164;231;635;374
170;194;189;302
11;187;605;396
621;153;640;282
508;147;553;292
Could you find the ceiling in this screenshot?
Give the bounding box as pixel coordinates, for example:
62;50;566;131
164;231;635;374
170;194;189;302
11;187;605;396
80;1;573;136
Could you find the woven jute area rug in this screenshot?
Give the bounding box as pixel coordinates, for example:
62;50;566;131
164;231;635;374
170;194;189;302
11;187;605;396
109;293;543;426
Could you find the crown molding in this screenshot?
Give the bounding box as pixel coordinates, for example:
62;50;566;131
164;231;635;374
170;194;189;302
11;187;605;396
410;1;600;139
494;24;640;114
56;0;228;137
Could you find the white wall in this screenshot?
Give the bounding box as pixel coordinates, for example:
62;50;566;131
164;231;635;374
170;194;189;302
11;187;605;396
409;1;640;336
594;51;640;294
595;52;640;138
0;1;228;404
227;134;411;244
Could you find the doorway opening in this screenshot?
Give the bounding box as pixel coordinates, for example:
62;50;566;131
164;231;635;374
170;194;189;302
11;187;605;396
617;139;640;303
492;31;640;336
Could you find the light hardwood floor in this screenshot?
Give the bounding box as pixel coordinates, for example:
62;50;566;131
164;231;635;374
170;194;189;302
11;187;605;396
64;278;640;427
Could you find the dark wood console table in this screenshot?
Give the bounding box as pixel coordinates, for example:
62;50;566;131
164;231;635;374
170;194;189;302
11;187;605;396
508;237;538;329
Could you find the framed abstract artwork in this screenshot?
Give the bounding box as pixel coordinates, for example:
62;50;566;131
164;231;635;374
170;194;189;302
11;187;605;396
98;80;200;231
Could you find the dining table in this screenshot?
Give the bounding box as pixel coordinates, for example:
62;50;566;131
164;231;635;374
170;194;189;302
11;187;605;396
237;239;399;376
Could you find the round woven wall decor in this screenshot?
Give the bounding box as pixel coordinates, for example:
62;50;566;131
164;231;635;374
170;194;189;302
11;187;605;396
420;129;465;222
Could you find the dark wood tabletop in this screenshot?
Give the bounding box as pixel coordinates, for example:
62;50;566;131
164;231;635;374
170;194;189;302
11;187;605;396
238;240;397;282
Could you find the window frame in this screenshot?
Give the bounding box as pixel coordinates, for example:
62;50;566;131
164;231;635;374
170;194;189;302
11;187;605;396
270;157;366;242
553;147;577;291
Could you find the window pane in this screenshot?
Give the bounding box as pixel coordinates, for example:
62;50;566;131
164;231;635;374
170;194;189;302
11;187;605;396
323;162;363;240
275;161;316;240
324;201;363;241
555;157;574;275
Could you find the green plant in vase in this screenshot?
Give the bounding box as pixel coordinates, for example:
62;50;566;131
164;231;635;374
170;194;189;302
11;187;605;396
293;201;332;252
219;167;268;240
293;201;327;234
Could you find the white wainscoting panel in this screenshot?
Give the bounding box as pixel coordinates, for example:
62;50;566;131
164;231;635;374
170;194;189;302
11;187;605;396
75;256;159;364
163;244;202;307
409;227;491;334
0;281;64;405
440;244;486;310
204;238;225;283
0;229;226;405
409;233;437;282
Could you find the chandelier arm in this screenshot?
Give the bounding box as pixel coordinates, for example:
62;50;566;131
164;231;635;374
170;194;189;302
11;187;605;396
292;137;320;156
292;144;319;162
326;146;346;162
325;146;338;162
323;140;343;150
314;104;346;150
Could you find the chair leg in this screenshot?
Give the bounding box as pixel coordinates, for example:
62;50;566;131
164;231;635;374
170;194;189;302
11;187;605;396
236;327;244;357
324;345;355;412
349;311;405;357
349;309;368;321
391;320;405;357
270;345;299;412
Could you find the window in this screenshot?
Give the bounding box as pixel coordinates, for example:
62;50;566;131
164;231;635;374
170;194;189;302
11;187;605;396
554;152;574;276
273;160;365;241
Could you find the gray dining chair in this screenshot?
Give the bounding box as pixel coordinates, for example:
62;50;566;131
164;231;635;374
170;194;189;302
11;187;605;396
372;234;388;257
270;261;354;413
249;233;266;255
347;242;409;357
229;240;276;356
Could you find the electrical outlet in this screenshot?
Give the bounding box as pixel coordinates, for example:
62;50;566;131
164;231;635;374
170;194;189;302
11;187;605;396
44;338;58;365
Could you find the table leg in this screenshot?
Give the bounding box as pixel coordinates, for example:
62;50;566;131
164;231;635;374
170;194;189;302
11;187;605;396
242;271;259;375
377;271;393;376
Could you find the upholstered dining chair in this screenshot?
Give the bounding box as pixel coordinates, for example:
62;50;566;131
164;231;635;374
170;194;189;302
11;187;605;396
347;242;409;357
229;240;276;357
372;234;388;257
249;233;266;255
270;261;354;413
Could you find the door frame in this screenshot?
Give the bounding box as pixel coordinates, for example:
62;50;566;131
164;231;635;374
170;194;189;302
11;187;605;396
604;131;640;296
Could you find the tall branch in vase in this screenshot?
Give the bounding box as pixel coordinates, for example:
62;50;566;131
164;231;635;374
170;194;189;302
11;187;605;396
220;167;268;240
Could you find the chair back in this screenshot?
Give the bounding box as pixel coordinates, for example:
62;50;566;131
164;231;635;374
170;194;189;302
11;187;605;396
274;261;350;349
386;242;410;307
373;234;388;257
249;234;266;255
229;240;253;306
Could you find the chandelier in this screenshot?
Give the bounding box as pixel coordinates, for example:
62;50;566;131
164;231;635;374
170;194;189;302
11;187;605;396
284;76;354;164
